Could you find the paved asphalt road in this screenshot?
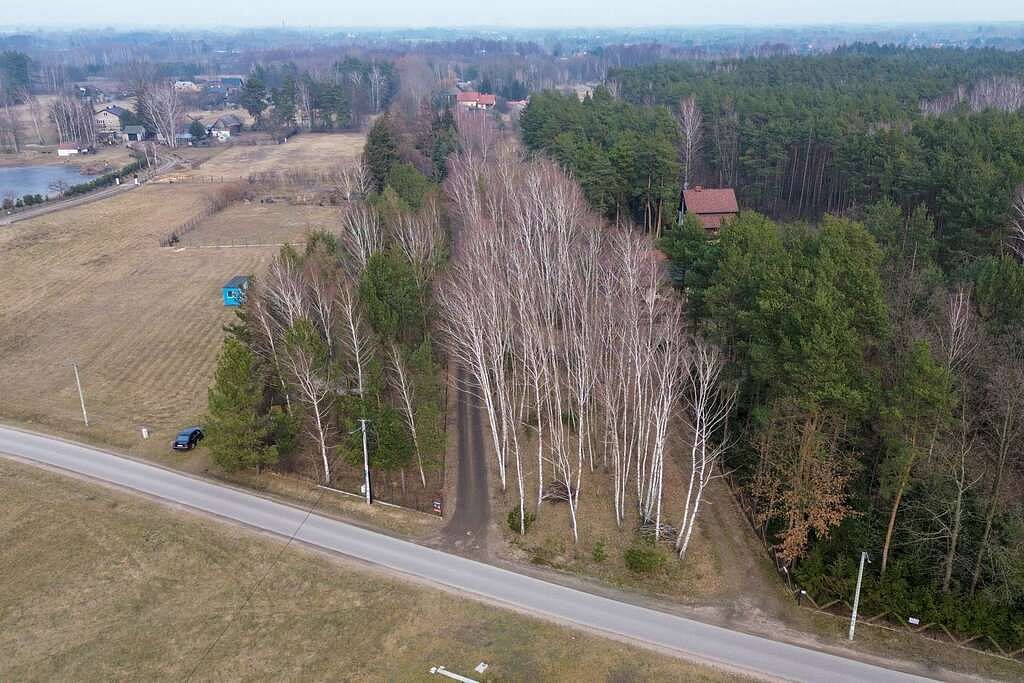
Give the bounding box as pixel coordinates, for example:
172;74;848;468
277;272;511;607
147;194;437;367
0;425;934;682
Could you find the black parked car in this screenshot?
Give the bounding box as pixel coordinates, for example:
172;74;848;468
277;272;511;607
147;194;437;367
173;426;204;450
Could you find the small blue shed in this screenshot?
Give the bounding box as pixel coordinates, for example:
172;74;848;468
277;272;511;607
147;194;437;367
222;275;250;307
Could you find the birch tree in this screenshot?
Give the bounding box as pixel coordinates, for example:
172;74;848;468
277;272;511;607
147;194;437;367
139;81;183;149
677;94;703;187
389;343;427;487
339;205;385;277
676;337;735;558
282;319;335;483
1010;188;1024;262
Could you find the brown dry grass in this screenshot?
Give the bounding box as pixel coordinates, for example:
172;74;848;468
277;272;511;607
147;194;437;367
0;133;364;463
180;133;364;180
495;433;725;602
0;141;135;169
0;457;745;682
181;202;343;246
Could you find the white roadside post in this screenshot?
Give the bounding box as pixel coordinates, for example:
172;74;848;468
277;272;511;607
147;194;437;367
429;666;478;683
72;361;89;426
849;551;871;641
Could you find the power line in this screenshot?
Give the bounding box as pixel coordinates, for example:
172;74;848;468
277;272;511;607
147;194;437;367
182;443;355;680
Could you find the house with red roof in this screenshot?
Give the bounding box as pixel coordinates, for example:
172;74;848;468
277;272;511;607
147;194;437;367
679;186;739;233
456;91;496;110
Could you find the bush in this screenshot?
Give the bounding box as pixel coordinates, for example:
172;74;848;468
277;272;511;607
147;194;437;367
624;541;666;575
507;506;535;534
385;162;433;211
592;540;607;563
64;159;150;198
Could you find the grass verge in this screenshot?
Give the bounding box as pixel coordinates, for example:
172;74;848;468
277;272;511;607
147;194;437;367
0;457;744;682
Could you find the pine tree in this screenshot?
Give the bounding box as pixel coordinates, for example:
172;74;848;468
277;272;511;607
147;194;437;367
363;114;398;193
206;337;277;474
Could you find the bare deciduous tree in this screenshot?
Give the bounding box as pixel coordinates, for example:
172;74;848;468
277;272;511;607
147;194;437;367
441;141;696;546
282;319;335;483
339;204;385;277
1009;187;1024;262
676;94;703;188
337;282;373;402
970;343;1024;594
389;343;427;488
138;81;183;149
677;338;735;558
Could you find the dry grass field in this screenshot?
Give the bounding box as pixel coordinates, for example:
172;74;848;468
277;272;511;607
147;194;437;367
0;458;744;682
182;133;365;179
0;140;135;170
0;134;364;460
180;202;343;246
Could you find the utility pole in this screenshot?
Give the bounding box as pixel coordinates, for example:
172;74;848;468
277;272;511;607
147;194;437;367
359;418;371;505
71;361;89;426
849;551;870;640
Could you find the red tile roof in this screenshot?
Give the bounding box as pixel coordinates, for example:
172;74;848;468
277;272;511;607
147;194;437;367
682;187;738;215
457;91;496;106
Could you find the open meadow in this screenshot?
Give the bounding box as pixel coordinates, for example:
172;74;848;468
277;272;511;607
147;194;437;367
0;134;362;460
179;202;342;246
0;457;743;682
179;132;365;180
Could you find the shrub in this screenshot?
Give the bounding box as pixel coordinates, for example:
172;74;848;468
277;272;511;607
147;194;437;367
592;540;607;563
624;541;666;575
507;506;535;534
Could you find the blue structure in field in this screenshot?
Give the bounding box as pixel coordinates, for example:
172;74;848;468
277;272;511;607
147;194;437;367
221;275;250;307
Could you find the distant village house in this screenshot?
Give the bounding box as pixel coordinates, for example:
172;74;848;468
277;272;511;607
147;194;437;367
456;91;496;110
679;186;739;233
95;105;128;133
208;114;243;140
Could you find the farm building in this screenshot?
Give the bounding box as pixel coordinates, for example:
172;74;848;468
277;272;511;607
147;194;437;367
209;114;243;137
221;276;250;307
456;92;496;110
678;186;739;233
122;125;148;142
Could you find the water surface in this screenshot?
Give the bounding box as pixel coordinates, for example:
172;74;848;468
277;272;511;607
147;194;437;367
0;164;91;200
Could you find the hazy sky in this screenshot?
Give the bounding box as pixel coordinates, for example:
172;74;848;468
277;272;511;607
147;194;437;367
4;0;1024;29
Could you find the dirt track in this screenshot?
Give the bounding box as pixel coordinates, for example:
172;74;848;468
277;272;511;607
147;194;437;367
441;364;490;555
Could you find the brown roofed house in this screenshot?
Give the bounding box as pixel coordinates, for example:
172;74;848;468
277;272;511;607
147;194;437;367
456;91;496;110
679;186;739;233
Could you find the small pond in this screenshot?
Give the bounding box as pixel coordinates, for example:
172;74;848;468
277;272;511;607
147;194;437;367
0;164;91;200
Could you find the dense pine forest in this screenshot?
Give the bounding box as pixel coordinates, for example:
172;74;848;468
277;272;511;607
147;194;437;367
522;45;1024;649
